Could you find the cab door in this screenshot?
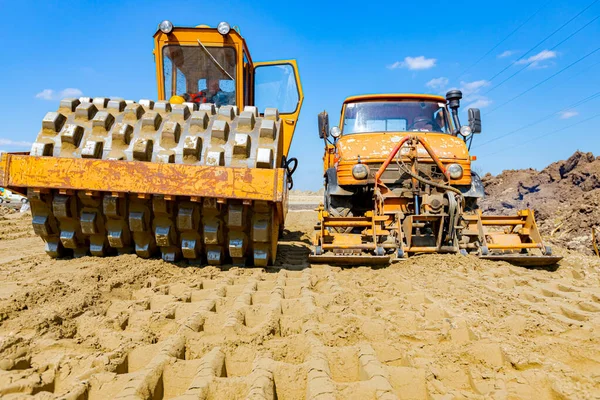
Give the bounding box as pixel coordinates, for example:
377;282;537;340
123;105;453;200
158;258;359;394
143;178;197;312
253;60;303;157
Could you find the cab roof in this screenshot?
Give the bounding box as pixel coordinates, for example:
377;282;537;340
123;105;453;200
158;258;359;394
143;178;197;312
153;25;245;40
343;93;446;104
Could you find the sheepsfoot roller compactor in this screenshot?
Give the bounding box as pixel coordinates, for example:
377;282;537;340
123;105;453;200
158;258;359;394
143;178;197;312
310;91;561;267
0;21;304;266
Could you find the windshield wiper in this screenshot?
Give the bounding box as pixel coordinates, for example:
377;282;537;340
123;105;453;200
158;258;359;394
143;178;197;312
196;39;234;81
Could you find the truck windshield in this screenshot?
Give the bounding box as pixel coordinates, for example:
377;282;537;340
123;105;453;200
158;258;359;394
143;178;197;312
342;101;450;134
163;45;236;107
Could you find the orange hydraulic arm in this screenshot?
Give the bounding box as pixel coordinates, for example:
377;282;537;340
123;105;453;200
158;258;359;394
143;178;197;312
374;135;450;187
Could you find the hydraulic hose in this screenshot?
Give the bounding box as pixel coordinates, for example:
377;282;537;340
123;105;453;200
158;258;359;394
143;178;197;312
401;166;464;198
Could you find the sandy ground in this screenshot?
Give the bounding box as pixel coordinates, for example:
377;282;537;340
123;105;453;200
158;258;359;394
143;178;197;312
0;209;599;399
287;194;321;211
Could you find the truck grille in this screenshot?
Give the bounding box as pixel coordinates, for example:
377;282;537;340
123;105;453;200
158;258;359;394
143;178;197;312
368;163;443;183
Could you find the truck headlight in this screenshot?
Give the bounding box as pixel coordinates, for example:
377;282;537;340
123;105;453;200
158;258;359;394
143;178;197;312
159;20;173;34
330;126;341;138
447;163;463;179
217;21;231;35
460;125;472;137
352;164;369;180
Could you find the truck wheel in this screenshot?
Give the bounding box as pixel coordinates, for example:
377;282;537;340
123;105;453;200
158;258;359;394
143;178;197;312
464;197;479;212
326;195;353;233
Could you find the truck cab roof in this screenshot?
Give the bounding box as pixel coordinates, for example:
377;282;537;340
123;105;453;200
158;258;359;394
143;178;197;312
343;93;446;104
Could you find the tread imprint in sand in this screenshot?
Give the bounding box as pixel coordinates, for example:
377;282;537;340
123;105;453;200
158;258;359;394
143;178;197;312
1;242;599;399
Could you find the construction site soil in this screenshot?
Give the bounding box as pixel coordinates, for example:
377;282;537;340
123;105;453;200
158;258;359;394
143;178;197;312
0;151;599;399
480;150;600;255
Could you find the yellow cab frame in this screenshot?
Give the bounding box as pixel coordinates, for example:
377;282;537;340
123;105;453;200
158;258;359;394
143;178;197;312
154;26;303;157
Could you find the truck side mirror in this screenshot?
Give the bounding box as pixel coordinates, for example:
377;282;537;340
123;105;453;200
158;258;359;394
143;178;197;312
468;108;482;134
318;111;329;139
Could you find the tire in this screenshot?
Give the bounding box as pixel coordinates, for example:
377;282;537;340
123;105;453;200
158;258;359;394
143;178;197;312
329;206;353;234
29;98;283;265
464;197;479;212
325;195;353;234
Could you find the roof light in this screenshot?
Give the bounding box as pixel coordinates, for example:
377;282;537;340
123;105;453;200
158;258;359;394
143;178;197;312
159;20;173;34
217;21;231;35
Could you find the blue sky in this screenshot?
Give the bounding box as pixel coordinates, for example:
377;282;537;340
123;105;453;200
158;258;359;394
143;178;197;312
1;0;599;190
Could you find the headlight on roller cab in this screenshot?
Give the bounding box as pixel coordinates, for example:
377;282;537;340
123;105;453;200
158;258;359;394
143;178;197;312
217;21;231;35
447;163;463;179
159;20;173;34
352;164;369;180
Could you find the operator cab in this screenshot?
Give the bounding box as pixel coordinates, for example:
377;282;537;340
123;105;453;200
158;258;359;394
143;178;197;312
153;21;304;156
319;93;481;142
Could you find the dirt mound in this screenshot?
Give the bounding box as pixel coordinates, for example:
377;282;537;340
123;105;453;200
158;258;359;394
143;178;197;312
480;151;600;254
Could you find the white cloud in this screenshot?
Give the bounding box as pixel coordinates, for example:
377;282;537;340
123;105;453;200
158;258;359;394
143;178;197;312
35;89;55;100
455;80;492;109
460;80;490;97
498;50;515;58
559;110;578;119
466;98;492;109
426;77;449;91
60;88;83;98
516;50;557;68
35;88;83;100
388;56;437;70
0;138;33;147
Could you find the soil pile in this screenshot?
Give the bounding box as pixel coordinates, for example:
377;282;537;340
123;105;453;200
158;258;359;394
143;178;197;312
480;151;600;254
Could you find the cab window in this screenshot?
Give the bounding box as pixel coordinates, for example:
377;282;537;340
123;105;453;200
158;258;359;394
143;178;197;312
162;45;236;107
343;101;449;134
254;64;299;114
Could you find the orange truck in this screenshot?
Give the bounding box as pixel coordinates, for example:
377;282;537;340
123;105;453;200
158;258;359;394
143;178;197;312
310;91;561;266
